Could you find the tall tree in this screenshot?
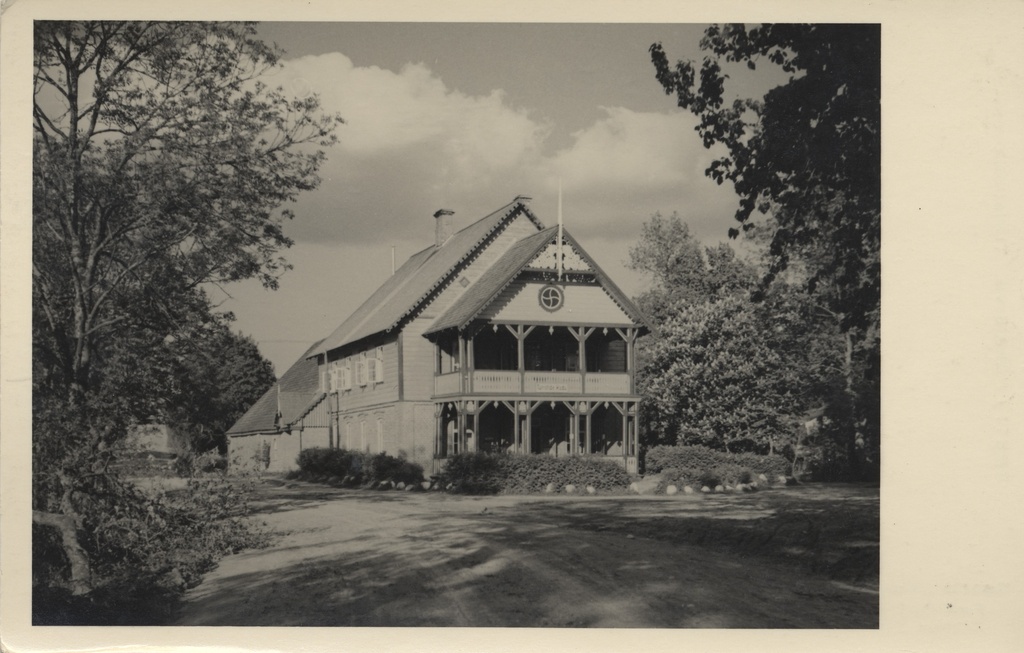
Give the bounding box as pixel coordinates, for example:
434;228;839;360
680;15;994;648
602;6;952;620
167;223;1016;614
650;25;880;478
650;24;879;331
33;21;340;404
32;21;340;599
627;211;757;325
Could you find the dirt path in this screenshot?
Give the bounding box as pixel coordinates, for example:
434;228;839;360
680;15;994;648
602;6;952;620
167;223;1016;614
172;483;878;628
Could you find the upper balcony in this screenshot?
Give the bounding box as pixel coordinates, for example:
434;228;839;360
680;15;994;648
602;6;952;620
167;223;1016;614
431;322;640;398
434;369;631;397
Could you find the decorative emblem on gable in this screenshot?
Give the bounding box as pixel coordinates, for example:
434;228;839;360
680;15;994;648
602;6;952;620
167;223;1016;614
530;240;591;272
538;285;564;312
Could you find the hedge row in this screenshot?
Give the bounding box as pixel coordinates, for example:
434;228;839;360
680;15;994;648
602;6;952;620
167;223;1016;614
440;452;633;495
295;448;424;486
644;445;790;486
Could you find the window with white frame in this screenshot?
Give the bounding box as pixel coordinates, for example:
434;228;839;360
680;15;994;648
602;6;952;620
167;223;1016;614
342;362;352;390
356;354;368;386
375;347;385;384
328;364;339;393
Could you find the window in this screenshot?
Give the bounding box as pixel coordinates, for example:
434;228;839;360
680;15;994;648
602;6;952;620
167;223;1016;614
376;418;384;453
360;420;367;452
342;364;352;390
357;355;367;386
345;421;352;449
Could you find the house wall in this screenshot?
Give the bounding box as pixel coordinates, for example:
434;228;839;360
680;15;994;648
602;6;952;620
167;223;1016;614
328;333;401;412
228;431;301;474
484;282;635;326
402;212;540;401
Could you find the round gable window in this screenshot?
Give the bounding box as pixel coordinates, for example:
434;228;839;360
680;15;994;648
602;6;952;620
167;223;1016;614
538;285;564;312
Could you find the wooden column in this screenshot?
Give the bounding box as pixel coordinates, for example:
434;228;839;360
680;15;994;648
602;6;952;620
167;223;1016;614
472;410;480;453
616;327;638;394
434;408;442;459
585;410;592;455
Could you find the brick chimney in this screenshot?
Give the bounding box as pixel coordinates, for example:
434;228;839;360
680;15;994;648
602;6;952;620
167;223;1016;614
433;209;454;248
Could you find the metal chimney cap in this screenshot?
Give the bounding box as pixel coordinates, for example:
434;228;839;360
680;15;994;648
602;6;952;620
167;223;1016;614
433;209;455;218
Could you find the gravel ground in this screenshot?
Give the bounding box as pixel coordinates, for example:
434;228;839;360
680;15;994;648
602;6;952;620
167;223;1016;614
171;481;878;628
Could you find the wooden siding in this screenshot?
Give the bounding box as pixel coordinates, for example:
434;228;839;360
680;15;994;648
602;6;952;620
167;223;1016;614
402;212;540;401
482;282;635;326
329;334;400;412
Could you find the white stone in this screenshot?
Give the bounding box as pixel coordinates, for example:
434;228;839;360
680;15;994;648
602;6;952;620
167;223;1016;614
396;482;406;490
421;481;432;491
565;484;576;494
545;482;556;494
701;486;711;493
758;474;769;482
683;485;694;494
777;475;788;485
714;485;725;493
586;485;597;495
666;485;678;496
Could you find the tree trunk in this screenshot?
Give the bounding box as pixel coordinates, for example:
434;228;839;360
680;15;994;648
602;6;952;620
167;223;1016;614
843;331;864;479
32;510;92;596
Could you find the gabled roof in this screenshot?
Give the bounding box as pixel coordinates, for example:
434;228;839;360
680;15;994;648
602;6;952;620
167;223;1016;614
424;227;652;336
227;339;325;437
315;198;544;356
426;227;557;333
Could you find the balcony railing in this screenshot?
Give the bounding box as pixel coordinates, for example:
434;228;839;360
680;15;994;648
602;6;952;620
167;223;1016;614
584;372;631;394
524;371;583;394
433;370;633;396
472;370;520;393
434;372;461;396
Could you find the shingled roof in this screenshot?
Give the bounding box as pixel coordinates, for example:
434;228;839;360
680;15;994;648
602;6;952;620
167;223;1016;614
314;197;544;357
424;227;652;335
227;339;325;437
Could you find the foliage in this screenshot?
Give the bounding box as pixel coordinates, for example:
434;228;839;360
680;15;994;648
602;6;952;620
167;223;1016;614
627;212;756;324
638;288;838;454
294;448;425;487
440;453;634;495
650;24;879;331
32;21;338;610
645;444;790;482
649;25;880;480
33;428;270;624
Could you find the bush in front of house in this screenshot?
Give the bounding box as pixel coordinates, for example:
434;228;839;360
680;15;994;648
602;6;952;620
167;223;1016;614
440;453;633;495
644;444;789;486
293;447;424;488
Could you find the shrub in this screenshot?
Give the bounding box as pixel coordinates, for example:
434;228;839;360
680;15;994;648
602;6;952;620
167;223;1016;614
439;452;503;494
295;448;424;488
645;444;789;481
440;453;633;495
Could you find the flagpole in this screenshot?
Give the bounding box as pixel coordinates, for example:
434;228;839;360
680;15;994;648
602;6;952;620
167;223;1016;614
557;179;563;281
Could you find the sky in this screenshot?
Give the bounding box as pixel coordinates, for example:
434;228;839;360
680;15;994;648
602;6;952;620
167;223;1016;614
214;23;791;375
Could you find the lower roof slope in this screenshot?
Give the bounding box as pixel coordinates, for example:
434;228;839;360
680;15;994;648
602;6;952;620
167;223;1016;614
314;198;544;357
226;339;325;437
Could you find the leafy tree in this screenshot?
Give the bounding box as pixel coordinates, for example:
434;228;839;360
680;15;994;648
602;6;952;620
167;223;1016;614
650;24;880;331
32;21;339;605
649;25;880;478
627;211;757;324
33;21;339;403
637;279;838;456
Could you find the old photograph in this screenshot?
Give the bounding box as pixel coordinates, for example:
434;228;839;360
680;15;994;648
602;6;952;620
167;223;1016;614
24;20;882;629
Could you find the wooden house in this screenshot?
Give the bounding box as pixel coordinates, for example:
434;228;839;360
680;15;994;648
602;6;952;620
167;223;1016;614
228;196;650;474
225;340;331;472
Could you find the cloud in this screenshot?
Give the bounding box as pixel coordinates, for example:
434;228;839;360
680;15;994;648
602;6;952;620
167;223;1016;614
265;53;739;250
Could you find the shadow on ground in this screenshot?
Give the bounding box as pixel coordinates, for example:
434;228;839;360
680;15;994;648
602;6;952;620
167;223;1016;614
169;483;878;628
